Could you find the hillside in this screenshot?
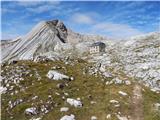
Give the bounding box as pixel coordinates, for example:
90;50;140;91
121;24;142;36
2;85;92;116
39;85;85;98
1;19;160;120
89;32;160;91
1;60;160;120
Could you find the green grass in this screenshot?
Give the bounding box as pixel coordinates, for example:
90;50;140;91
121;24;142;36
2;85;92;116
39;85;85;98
143;87;160;120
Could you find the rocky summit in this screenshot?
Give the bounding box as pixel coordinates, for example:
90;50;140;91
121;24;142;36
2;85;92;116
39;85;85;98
1;20;160;120
1;20;108;62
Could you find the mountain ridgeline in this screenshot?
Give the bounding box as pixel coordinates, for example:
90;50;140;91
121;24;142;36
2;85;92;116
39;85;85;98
1;19;108;62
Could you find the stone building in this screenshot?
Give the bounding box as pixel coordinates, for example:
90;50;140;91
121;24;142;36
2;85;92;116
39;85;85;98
89;42;106;54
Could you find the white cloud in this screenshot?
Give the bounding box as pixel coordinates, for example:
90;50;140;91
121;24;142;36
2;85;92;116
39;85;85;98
93;22;143;38
1;8;16;14
69;12;143;38
16;1;42;7
71;13;95;24
21;1;60;13
27;4;53;13
16;1;60;7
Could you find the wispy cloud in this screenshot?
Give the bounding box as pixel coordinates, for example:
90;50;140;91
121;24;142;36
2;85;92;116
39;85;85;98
26;5;54;13
92;22;143;38
26;1;60;13
16;1;42;7
1;8;16;14
70;12;143;38
71;13;95;24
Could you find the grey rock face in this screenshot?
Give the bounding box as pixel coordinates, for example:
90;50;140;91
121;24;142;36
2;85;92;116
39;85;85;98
1;20;69;62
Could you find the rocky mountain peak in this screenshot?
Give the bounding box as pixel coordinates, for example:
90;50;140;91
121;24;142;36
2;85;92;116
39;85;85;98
46;19;68;43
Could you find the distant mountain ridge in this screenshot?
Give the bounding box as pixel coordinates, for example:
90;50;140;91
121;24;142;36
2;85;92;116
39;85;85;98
1;19;109;62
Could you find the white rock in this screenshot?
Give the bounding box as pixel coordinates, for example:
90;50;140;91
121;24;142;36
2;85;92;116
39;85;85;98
15;90;19;94
110;100;119;104
114;104;120;107
64;92;69;96
118;91;128;96
116;115;128;120
60;114;75;120
125;80;131;85
30;117;41;120
0;87;7;94
6;83;10;87
77;98;81;101
60;107;69;112
25;107;37;115
91;116;97;120
105;81;110;85
103;72;112;78
113;78;123;84
48;95;52;98
55;92;60;96
151;88;160;93
47;70;69;80
106;114;111;119
70;77;74;81
90;101;97;104
32;96;38;100
154;103;160;110
67;98;83;107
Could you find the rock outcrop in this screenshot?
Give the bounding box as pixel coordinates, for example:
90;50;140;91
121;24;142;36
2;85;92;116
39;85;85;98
1;20;69;62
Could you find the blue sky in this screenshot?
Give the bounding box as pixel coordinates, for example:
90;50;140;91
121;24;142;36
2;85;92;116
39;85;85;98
1;1;160;39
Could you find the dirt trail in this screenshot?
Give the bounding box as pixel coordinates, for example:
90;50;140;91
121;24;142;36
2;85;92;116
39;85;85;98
131;84;144;120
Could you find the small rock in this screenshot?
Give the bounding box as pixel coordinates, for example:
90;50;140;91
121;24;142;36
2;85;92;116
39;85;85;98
154;103;160;110
116;114;128;120
48;95;52;98
30;117;41;120
77;98;81;101
87;95;92;99
70;77;74;81
32;96;38;100
64;92;69;96
91;116;97;120
110;100;119;104
55;92;60;96
60;107;69;112
0;87;7;94
90;101;96;104
60;114;75;120
125;80;131;85
106;114;111;119
47;70;69;80
57;83;65;89
67;98;83;107
118;91;128;96
25;107;37;115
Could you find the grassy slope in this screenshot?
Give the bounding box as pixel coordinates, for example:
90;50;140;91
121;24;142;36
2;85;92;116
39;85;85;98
1;60;160;120
142;87;160;120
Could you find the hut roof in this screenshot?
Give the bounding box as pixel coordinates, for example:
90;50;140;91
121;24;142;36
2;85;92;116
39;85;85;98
90;42;106;47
